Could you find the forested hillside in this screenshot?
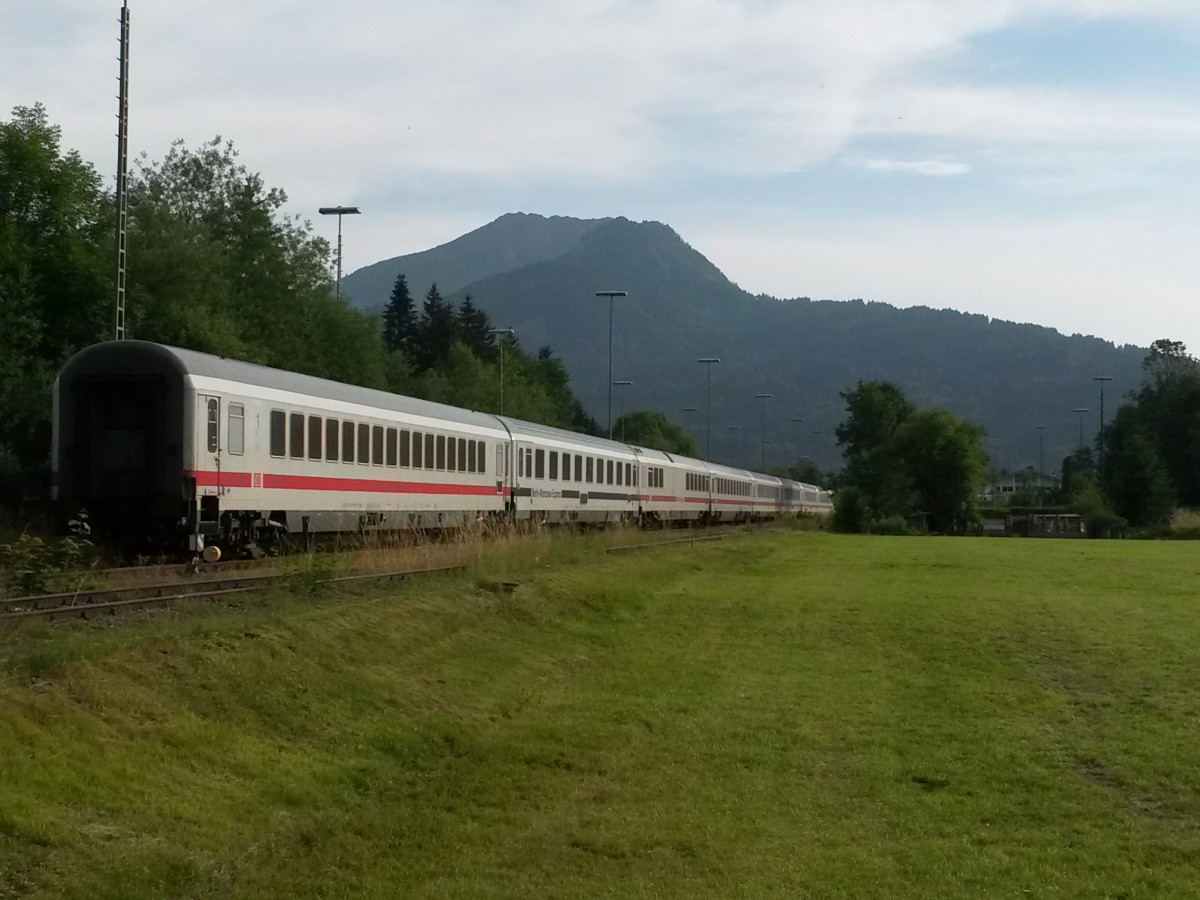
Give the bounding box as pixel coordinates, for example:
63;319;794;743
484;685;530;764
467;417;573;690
344;215;1145;472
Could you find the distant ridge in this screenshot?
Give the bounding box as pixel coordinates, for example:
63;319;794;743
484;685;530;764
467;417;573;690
344;212;608;312
342;213;1145;471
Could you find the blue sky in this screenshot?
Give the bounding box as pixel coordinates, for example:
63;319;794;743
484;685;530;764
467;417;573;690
5;0;1200;355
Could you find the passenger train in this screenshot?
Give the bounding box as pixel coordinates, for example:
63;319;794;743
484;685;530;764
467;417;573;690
52;341;832;558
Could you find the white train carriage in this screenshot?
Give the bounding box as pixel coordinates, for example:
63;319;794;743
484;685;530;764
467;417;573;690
499;417;639;526
637;448;711;525
54;341;511;554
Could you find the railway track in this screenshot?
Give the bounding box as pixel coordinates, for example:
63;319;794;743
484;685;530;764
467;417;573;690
1;524;756;623
0;565;466;622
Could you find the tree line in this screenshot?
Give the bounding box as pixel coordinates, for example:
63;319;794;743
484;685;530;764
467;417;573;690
0;103;694;510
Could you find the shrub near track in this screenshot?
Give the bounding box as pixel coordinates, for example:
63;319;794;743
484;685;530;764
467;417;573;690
3;532;1200;898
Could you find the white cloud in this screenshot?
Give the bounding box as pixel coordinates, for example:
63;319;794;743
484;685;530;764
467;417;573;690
860;158;972;176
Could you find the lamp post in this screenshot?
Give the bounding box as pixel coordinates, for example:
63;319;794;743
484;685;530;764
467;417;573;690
1072;408;1089;453
698;358;721;461
1036;425;1047;507
755;393;773;471
790;417;805;467
613;381;632;442
318;206;361;299
727;425;741;467
595;290;628;439
1093;376;1113;472
489;327;515;415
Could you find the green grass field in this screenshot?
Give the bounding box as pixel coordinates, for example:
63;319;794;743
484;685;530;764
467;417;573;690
3;532;1200;898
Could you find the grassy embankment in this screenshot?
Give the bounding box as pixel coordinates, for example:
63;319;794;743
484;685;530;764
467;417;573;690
3;530;1200;898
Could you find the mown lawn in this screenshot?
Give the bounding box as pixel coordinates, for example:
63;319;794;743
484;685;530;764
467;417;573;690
3;532;1200;898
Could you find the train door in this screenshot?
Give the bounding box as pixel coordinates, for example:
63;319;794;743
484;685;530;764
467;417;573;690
195;394;223;542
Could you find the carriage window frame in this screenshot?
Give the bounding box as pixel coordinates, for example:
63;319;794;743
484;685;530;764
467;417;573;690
424;433;435;470
400;430;411;467
270;410;286;458
467;439;477;474
372;425;384;466
549;450;559;480
342;420;355;463
289;413;305;459
436;435;446;471
227;403;245;456
357;423;370;465
458;438;468;473
325;418;339;462
386;428;398;467
308;416;322;461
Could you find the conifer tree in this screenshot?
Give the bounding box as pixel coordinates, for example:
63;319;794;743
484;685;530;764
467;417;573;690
413;283;456;372
382;273;416;354
456;294;495;360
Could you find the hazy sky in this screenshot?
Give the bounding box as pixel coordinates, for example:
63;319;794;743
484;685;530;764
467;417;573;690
6;1;1199;353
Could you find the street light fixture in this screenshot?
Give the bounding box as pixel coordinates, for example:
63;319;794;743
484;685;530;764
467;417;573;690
1093;376;1113;472
1072;408;1089;453
489;327;516;415
755;393;773;470
698;358;721;461
318;206;361;299
613;381;633;442
594;290;628;439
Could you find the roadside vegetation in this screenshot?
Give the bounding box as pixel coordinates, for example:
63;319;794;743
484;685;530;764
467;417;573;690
4;531;1200;897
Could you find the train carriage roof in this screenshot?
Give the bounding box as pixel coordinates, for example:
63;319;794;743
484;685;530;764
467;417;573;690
58;341;504;431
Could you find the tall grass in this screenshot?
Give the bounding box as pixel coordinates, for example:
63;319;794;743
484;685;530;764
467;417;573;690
4;533;1200;897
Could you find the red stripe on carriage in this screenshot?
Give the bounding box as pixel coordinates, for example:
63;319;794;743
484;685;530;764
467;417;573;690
189;470;505;496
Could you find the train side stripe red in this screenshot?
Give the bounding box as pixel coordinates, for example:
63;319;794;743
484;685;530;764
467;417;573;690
189;470;503;496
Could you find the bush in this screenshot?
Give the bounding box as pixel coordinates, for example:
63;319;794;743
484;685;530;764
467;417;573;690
831;486;868;533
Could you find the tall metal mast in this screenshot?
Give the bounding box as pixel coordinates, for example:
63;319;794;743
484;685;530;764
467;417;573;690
114;1;130;340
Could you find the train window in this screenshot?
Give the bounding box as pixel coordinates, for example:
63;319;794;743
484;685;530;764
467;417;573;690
606;460;614;485
342;421;355;463
447;435;457;471
625;463;632;485
228;403;244;455
517;448;525;478
458;438;467;472
358;423;370;464
574;455;582;482
535;448;545;479
477;441;486;474
326;418;338;461
585;457;593;483
467;440;476;473
549;451;558;480
615;462;623;486
308;416;322;460
386;428;398;467
372;426;384;466
411;431;423;468
436;435;446;470
424;433;435;469
289;413;304;459
206;398;220;453
270;411;286;457
400;430;411;467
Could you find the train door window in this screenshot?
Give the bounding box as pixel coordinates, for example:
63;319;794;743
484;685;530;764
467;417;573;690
549;451;558;480
228;403;245;455
517;448;524;478
289;413;304;459
606;460;614;484
458;438;467;472
400;430;411;467
477;441;487;474
574;455;582;482
372;426;384;465
436;435;446;470
325;418;338;461
585;457;593;483
386;428;398;467
424;433;435;469
357;423;370;464
534;448;545;479
496;445;504;479
447;436;457;471
342;421;355;463
467;440;477;473
308;416;322;460
411;431;423;468
205;398;220;453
